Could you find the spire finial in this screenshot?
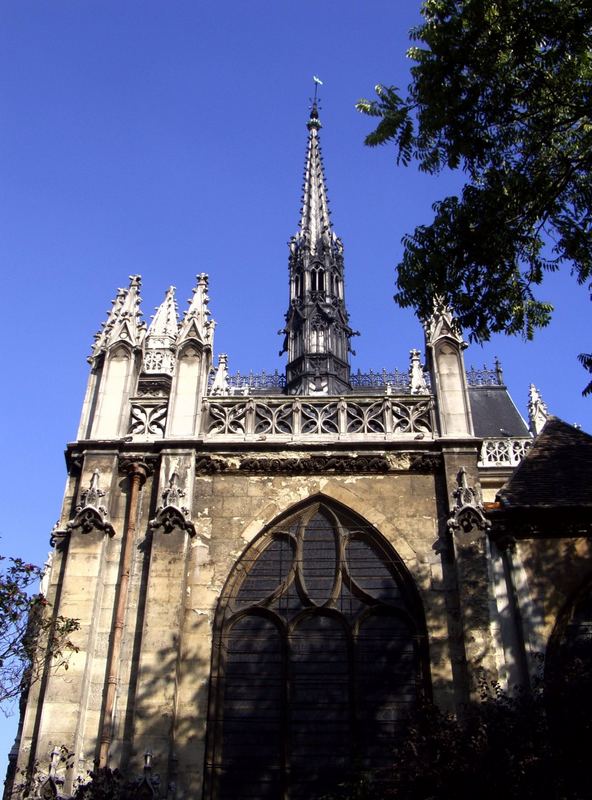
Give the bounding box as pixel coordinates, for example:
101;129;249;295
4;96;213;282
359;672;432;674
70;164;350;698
308;76;323;130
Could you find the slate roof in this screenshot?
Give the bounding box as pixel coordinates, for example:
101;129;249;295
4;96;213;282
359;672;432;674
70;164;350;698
497;417;592;509
469;385;530;438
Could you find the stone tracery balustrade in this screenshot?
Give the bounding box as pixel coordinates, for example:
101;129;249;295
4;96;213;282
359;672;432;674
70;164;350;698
129;399;168;437
201;395;434;439
478;437;532;467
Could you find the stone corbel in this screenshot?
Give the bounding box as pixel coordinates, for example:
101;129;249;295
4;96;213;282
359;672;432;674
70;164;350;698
149;470;196;537
66;469;115;537
447;466;491;535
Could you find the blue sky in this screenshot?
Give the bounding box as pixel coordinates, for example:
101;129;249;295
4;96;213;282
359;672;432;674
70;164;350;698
0;0;590;775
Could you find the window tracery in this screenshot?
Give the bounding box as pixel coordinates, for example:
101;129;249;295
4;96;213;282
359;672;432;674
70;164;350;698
205;501;429;800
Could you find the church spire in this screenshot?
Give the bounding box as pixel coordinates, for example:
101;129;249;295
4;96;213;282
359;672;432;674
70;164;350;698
298;101;332;254
282;96;355;395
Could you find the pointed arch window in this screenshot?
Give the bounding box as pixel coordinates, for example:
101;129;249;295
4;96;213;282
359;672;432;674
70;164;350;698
310;265;325;294
205;502;430;800
310;322;326;354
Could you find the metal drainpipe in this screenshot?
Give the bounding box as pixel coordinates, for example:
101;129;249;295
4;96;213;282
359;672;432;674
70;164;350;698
99;460;148;768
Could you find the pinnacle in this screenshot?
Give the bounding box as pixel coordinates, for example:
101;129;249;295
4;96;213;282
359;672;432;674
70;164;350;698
178;274;215;348
91;274;146;357
147;286;179;340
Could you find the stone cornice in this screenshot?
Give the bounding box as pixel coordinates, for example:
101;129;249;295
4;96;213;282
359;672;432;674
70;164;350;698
65;438;450;473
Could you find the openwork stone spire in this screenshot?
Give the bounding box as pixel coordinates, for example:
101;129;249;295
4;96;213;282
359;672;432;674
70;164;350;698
298;103;332;254
143;286;179;376
282;101;355;395
147;286;179;341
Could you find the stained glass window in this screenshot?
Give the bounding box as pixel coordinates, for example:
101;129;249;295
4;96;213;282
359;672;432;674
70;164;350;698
206;502;429;800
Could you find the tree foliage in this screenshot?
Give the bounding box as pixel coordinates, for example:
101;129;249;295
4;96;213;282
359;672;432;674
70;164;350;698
357;0;592;393
0;554;79;712
324;671;592;800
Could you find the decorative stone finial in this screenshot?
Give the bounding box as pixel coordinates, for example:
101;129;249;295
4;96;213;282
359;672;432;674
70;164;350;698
210;353;230;396
448;467;491;534
528;384;548;435
178;274;215;348
409;349;429;395
423;296;465;348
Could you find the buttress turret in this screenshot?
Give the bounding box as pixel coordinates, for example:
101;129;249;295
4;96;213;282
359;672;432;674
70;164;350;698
166;274;215;436
78;275;146;439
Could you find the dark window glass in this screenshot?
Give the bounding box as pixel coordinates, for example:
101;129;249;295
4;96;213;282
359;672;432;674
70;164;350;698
207;503;429;800
218;616;283;799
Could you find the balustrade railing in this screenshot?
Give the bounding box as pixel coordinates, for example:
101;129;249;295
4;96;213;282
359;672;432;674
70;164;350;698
466;361;504;386
201;395;434;439
479;437;532;467
208;362;503;395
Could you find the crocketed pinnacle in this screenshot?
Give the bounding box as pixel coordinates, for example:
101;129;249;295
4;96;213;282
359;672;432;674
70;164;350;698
147;286;179;341
178;273;215;347
91;275;146;357
298;101;332;254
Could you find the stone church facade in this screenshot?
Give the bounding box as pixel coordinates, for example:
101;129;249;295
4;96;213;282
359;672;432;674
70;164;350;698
6;103;592;799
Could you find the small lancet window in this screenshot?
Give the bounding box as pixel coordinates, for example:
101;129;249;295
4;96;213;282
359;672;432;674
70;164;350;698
311;266;325;293
311;323;326;353
205;502;430;800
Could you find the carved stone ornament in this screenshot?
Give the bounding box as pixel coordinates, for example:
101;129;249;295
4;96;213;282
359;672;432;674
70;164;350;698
129;751;159;799
409;349;429;395
67;470;115;537
238;455;391;474
119;455;158;479
36;777;58;800
31;746;63;799
193;452;441;475
210;353;230;396
149;470;196;536
195;456;229;474
408;453;443;473
447;466;491;534
423;296;466;349
528;383;549;435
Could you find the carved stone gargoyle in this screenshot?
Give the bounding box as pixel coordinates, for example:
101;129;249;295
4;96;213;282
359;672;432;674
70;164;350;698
149;470;196;536
447;466;491;535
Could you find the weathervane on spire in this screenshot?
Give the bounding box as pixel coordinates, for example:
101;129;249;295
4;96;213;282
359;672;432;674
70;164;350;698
308;76;323;129
313;75;323;103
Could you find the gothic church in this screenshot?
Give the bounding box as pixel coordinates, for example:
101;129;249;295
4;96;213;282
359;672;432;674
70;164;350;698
6;101;592;800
